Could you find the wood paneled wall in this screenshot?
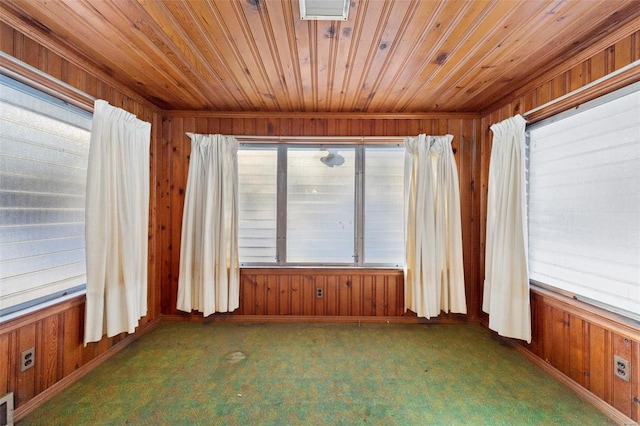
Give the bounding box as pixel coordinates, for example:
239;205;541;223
0;22;162;416
159;112;481;320
238;269;406;318
479;29;640;423
525;289;640;422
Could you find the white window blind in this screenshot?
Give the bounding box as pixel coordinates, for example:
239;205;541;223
287;147;356;264
238;147;278;263
528;84;640;320
236;143;404;266
0;75;92;315
364;146;404;265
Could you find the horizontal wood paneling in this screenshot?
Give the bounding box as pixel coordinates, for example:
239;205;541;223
158;113;481;321
0;23;161;418
478;28;640;424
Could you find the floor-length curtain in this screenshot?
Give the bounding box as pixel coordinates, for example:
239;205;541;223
483;114;531;343
404;134;467;319
84;100;151;345
177;133;239;317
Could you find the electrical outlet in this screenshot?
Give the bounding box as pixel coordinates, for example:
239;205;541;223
20;347;34;372
316;287;323;298
0;392;14;426
614;355;630;382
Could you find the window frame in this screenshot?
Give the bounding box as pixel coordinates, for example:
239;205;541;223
0;73;92;321
525;81;640;323
237;142;405;268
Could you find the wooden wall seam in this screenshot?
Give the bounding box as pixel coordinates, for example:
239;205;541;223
0;21;162;415
478;29;640;423
0;8;157;112
480;21;640;117
158;115;482;319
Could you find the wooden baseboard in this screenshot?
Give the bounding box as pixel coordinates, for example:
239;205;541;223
503;339;636;426
14;317;162;422
161;314;469;324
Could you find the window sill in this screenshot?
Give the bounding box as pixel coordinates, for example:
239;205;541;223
240;266;404;275
0;290;86;332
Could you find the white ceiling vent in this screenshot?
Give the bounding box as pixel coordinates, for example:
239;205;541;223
299;0;350;21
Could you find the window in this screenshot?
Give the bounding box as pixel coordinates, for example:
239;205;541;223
364;147;405;264
527;82;640;321
238;144;405;267
0;75;92;317
287;147;356;263
237;146;278;263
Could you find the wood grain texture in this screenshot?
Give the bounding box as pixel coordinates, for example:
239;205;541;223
478;27;640;423
234;269;405;317
158;113;481;320
478;29;640;326
0;2;638;423
0;333;9;396
633;340;640;420
520;289;640;422
2;0;639;112
0;24;161;413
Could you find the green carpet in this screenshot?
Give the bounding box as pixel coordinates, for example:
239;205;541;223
19;322;614;425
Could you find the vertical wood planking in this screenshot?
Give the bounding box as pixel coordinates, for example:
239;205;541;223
568;315;585;386
526;292;542;356
228;270;405;317
326;275;338;316
612;334;633;417
526;291;640;421
16;324;36;406
374;275;386;316
264;275;276;315
37;315;60;393
338;275;350;316
278;275;291;315
479;28;640;423
0;23;161;413
0;333;10;395
159;116;173;314
160;113;480;317
170;117;187;315
62;306;82;377
633;340;640;421
588;324;608;401
0;21;14;53
290;275;301;315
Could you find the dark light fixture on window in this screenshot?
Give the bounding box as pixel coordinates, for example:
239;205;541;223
320;149;345;167
299;0;350;21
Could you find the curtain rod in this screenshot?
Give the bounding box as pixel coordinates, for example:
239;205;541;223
0;51;96;112
522;58;640;118
233;135;406;144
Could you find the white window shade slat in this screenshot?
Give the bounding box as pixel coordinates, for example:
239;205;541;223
287;148;355;264
364;147;404;265
237;147;277;264
528;85;640;320
0;75;91;315
236;144;405;267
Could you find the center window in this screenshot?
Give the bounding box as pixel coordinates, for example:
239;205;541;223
238;144;404;267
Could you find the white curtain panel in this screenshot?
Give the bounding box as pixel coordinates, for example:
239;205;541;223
177;133;240;317
483;114;531;343
84;100;151;345
404;134;467;319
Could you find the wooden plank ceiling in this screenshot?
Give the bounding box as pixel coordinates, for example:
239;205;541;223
1;0;639;112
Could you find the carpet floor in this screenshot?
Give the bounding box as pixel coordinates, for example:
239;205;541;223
19;322;614;425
